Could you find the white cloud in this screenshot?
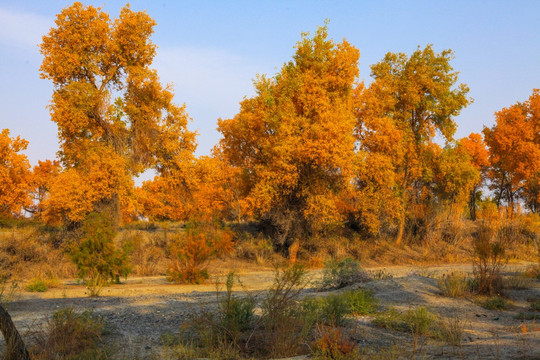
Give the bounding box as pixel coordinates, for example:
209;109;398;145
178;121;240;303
0;7;52;49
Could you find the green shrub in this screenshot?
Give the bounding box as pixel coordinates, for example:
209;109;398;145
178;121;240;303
320;258;370;290
260;264;314;357
373;307;407;332
344;289;379;315
529;300;540;312
437;272;470;297
478;296;508;310
69;212;132;296
25;278;48;292
373;306;437;336
219;273;256;343
404;306;437;336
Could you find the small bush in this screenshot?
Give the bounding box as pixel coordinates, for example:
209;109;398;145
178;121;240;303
435;315;465;348
313;324;357;359
218;273;256;344
374;306;437;336
503;273;535;290
260;264;313;357
167;228;233;284
25;278;48;292
369;269;394;280
373;307;407;332
30;308;107;359
437;272;470;297
320;258;370;290
121;231;165;276
529;299;540;312
403;306;437;336
180;264;314;359
478;296;509;310
472;221;507;295
344;289;379;315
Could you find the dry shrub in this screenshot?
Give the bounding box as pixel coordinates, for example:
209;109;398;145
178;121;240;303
0;228;74;281
313;324;356;359
437;272;470;297
167;228;233;284
257;264;314;358
179;265;315;359
435;314;466;349
234;232;273;265
29;308;107;360
503;272;535;290
319;258;371;290
472;221;506;295
120;231;165;276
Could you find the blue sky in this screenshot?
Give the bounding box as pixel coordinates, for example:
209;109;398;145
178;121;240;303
1;0;539;167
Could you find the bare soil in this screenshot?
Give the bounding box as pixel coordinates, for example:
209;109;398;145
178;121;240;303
3;263;539;359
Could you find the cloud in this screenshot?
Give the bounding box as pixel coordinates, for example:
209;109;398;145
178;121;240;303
0;7;52;50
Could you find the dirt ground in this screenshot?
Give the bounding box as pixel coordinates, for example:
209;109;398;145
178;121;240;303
3;262;540;359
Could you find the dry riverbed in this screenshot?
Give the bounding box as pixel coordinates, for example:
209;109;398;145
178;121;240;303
3;263;539;359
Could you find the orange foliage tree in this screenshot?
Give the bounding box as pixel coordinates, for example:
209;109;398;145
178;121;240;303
461;133;489;220
0;129;32;218
26;159;61;219
483;89;540;213
359;45;471;243
217;25;359;251
39;2;196;225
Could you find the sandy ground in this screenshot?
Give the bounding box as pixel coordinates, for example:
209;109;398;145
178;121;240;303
3;263;539;359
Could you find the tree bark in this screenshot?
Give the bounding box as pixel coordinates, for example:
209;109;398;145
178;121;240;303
0;304;30;360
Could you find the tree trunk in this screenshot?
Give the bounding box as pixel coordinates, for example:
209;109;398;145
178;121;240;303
0;304;30;360
469;188;477;221
396;212;405;245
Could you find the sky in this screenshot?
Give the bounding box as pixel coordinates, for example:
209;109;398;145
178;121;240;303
1;0;539;169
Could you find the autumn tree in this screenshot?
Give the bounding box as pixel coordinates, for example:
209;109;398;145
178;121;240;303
461;133;489;220
218;26;359;251
483;89;540;213
359;45;470;243
39;2;196;226
24;159;61;218
0;129;32;219
432;142;480;210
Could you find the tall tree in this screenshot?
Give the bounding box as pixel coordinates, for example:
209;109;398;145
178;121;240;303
39;2;196;225
362;45;470;243
218;25;359;251
0;129;32;218
483;89;540;213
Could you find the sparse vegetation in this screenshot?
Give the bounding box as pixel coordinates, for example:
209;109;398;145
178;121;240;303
477;296;509;310
29;308;108;360
320;258;371;290
437;271;471;297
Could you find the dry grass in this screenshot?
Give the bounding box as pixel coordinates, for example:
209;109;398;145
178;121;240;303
0;228;75;281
